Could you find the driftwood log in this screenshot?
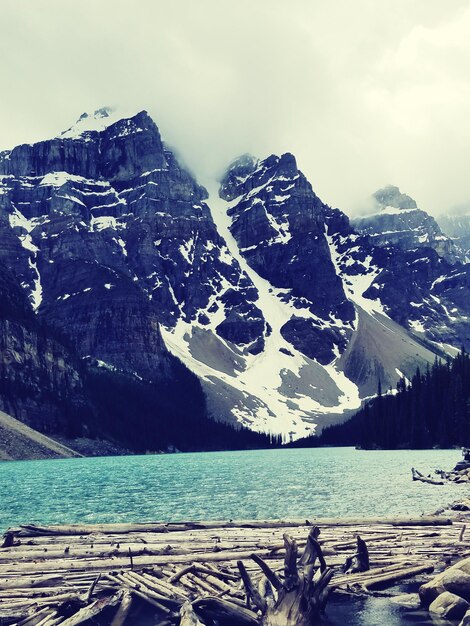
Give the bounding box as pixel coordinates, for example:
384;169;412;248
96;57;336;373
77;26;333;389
412;468;444;485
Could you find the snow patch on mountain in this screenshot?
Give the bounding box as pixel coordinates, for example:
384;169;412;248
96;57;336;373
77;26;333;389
326;231;385;316
59;107;138;140
160;183;362;437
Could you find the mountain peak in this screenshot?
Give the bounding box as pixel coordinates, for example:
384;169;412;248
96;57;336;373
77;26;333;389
353;184;462;264
59;107;149;140
373;185;417;211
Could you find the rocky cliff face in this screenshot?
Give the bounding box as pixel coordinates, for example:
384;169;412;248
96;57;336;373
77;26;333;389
352;185;462;264
0;109;266;446
0;261;90;436
0;109;265;381
216;157;470;410
220;153;355;364
438;212;470;262
0;109;469;442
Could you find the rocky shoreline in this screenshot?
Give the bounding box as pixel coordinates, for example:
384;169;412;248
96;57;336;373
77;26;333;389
406;450;470;623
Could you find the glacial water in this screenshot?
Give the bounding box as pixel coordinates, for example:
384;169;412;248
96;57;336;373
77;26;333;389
0;446;465;530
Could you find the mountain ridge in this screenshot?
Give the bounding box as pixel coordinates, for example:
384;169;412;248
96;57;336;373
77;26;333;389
352;184;462;264
0;109;468;448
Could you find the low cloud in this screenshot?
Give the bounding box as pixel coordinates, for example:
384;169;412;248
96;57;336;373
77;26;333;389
1;0;469;216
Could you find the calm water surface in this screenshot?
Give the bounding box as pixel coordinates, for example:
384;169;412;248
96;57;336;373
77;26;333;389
0;447;466;530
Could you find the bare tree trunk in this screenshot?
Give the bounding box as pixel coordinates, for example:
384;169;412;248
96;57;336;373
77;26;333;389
343;535;370;574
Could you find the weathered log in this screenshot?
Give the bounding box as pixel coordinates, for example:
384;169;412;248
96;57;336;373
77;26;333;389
180;600;206;626
116;571;181;610
258;576;275;610
412;468;444;485
193;596;259;625
139;571;188;600
362;564;435;590
251;554;283;591
58;592;122;626
169;563;238;584
298;526;325;571
328;533;396;550
2;531;16;548
332;561;418;587
34;611;61;626
186;572;219;596
12;515;451;537
238;560;267;612
0;575;63;590
110;589;133;626
15;606;56;626
169;565;196;583
196;571;237;596
84;573;100;603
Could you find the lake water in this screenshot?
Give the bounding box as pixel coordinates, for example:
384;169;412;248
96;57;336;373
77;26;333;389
0;447;465;530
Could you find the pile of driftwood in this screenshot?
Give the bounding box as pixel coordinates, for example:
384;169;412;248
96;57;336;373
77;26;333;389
412;465;470;485
436;467;470;484
0;515;467;626
412;448;470;486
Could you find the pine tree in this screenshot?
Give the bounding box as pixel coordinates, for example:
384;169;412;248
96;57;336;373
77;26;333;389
310;349;470;450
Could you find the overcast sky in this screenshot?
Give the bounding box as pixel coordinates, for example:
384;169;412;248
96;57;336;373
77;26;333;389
1;0;469;215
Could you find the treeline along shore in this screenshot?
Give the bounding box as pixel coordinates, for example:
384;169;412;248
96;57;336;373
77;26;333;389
291;348;470;450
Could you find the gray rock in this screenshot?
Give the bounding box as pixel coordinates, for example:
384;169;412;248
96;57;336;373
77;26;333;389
0;110;267;383
0;261;89;436
429;591;469;620
443;569;470;602
220;152;355;363
0;110;268;439
438;212;470;261
421;558;470;607
389;593;421;610
373;185;418;210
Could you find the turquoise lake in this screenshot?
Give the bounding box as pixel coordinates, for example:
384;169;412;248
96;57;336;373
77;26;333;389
0;447;466;530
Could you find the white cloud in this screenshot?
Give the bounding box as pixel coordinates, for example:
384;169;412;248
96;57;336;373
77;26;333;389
0;0;469;216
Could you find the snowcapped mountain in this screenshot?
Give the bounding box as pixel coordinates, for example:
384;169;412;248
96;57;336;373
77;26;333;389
0;109;264;377
352;185;462;264
438;211;470;262
0;109;469;443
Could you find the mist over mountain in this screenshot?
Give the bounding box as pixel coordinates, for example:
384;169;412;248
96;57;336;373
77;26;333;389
438;210;470;262
352;185;463;264
3;1;470;217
